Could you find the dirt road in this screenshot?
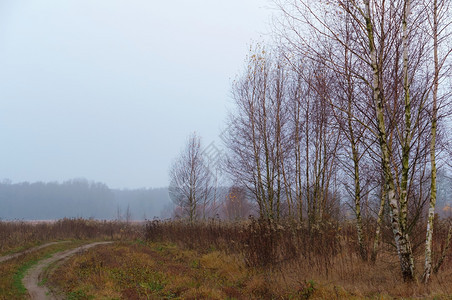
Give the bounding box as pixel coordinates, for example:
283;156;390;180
0;242;68;263
23;241;113;300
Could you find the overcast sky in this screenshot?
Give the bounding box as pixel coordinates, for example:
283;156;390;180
0;0;272;189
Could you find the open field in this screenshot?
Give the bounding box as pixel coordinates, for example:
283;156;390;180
1;218;452;299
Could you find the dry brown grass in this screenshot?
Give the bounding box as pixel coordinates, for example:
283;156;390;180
143;218;452;299
0;218;142;255
49;241;252;299
3;218;452;298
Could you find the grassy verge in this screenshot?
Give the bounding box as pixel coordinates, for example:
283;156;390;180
1;243;38;257
11;258;39;296
49;241;364;299
49;241;249;299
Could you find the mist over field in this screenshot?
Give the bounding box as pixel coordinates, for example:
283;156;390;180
2;171;452;221
0;179;171;220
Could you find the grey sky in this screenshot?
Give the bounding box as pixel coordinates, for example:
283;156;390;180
0;0;272;189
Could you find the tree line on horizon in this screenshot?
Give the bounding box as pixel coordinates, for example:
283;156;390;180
0;179;170;221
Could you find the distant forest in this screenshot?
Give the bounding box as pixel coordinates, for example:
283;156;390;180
0;179;171;220
1;172;452;221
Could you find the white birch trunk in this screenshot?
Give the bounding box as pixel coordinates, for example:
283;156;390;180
423;0;439;284
364;0;415;280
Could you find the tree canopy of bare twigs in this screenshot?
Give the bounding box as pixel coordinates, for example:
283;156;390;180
168;133;214;222
221;0;452;283
271;0;452;282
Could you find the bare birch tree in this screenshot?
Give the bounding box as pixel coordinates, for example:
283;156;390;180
169;133;213;222
224;46;291;220
423;0;452;284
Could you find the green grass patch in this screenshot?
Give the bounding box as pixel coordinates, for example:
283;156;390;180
12;251;56;295
38;277;48;287
12;258;39;296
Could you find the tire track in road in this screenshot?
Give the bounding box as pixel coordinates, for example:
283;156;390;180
23;241;113;300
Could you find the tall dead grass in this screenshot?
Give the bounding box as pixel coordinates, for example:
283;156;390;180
145;217;452;298
0;218;141;254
